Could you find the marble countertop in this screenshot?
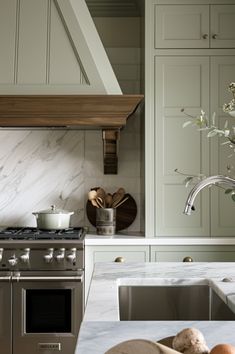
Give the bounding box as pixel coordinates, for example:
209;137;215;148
76;321;235;354
85;234;235;245
76;262;235;353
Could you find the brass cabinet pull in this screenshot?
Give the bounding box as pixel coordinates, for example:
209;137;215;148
212;34;218;39
202;34;208;39
183;256;193;262
114;256;125;263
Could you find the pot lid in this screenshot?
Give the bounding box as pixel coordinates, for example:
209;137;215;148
33;205;74;215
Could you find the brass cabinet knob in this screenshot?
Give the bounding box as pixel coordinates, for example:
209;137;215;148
114;256;125;263
183;256;193;262
212;34;218;39
202;34;208;39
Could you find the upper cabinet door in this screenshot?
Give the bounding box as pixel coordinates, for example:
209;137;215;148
210;5;235;48
155;5;209;49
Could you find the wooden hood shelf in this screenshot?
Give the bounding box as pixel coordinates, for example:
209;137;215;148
0;94;144;174
0;95;143;128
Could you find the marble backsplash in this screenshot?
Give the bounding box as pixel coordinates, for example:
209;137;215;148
0;113;141;231
0;129;85;227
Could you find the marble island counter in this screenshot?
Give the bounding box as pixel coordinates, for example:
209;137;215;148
76;262;235;353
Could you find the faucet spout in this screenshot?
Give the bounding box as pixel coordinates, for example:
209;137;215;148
184;175;235;215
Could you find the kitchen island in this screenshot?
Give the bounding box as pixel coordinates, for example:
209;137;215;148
76;262;235;353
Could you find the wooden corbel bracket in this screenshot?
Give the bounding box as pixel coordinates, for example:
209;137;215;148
102;129;120;174
0;94;144;175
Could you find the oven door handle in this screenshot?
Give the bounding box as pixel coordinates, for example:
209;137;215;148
12;275;83;282
0;276;11;282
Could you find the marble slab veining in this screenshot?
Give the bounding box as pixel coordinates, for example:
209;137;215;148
76;321;235;354
0;130;85;226
84;262;235;322
0;127;142;231
76;262;235;354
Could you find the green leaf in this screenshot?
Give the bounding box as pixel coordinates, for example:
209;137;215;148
221;141;231;145
207;130;218;137
225;189;233;194
182;121;192;128
184;176;193;187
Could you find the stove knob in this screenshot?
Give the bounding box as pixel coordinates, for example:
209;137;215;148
55;248;65;262
20;248;30;263
66;248;76;263
8;255;18;267
44;248;54;263
0;248;3;262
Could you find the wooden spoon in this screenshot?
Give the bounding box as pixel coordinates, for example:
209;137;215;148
88;190;98;201
90;199;99;208
96;197;104;208
88;190;103;208
113;195;129;208
97;187;106;200
112;188;126;208
105;193;113;208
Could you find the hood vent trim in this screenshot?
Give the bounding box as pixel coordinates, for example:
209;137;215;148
0;95;143;128
0;94;144;174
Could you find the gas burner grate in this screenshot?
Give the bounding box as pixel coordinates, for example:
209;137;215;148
0;227;84;240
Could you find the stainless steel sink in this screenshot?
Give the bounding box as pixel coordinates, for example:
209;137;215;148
119;285;235;320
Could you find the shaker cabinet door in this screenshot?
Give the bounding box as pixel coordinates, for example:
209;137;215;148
154;4;235;49
154;56;210;236
210;5;235;48
155;5;209;48
210;56;235;236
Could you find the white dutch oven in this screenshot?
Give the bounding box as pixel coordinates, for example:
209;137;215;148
32;205;74;230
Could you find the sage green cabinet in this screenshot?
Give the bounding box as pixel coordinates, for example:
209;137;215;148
85;245;150;301
155;4;235;49
145;0;235;237
85;242;235;303
151;245;235;262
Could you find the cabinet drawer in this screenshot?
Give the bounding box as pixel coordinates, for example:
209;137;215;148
155;5;209;48
151;245;235;262
85;245;150;302
92;246;150;263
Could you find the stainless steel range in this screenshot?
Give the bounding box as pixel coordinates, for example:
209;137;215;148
0;227;85;354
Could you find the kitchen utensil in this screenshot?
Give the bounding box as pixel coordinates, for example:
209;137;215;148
91;199;100;208
88;189;104;208
88;190;98;201
113;195;129;208
96;208;116;235
105;193;113;208
112;188;126;208
95;197;104;208
86;193;137;231
32;205;74;230
96;187;106;201
105;339;181;354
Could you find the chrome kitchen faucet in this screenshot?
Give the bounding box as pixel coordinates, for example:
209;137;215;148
184;175;235;215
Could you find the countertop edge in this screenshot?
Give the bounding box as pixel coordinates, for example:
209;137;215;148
85;235;235;245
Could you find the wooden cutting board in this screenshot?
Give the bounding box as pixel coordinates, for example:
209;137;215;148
86;193;137;231
105;340;181;354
